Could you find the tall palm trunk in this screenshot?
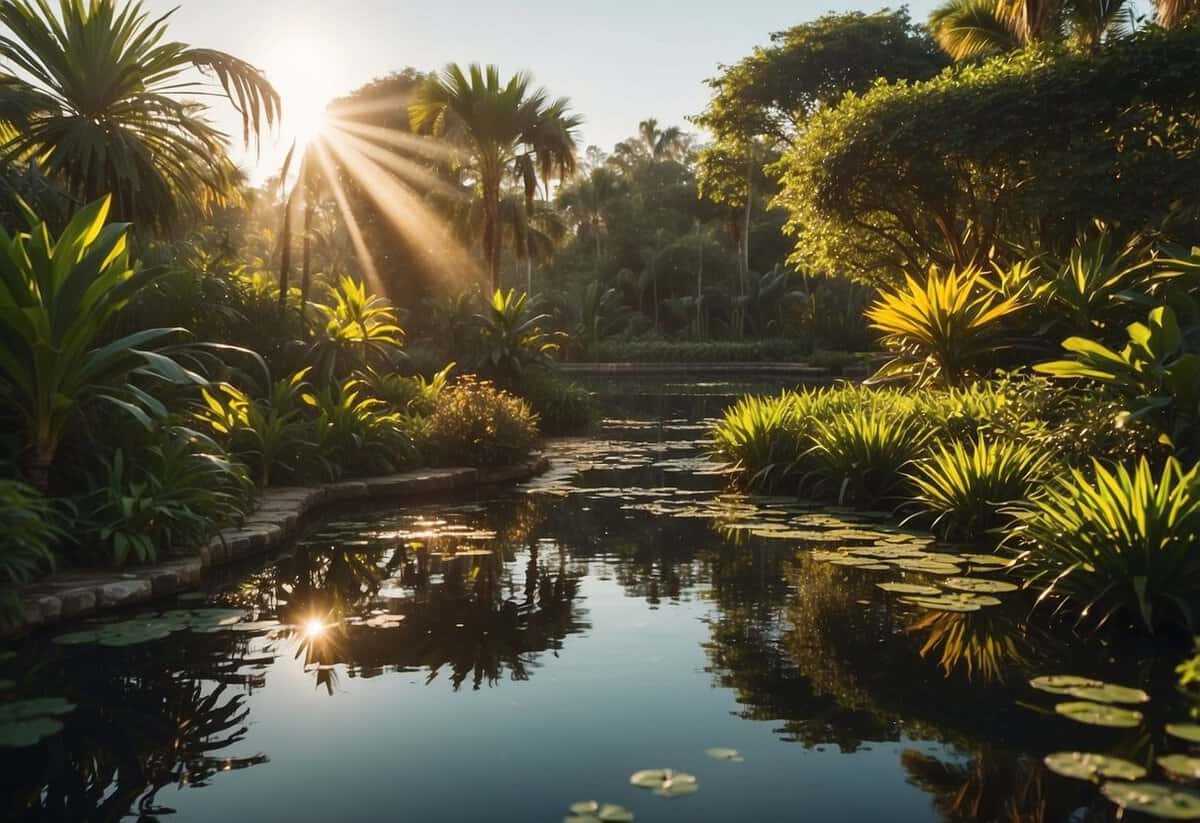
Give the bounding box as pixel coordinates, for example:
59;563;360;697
300;197;314;320
278;194;293;308
482;161;502;291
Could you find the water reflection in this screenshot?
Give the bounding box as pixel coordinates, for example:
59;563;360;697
1;378;1192;822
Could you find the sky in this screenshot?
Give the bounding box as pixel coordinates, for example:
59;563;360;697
144;0;939;180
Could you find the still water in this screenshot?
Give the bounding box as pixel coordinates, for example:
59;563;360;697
1;379;1191;822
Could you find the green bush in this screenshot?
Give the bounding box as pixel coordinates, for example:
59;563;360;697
306;379;420;478
358;363;453;417
427;377;540;467
907;436;1055;541
805;407;936;504
77;427;253;567
1007;457;1200;633
710;392;807;492
510;371;597;435
0;477;64;625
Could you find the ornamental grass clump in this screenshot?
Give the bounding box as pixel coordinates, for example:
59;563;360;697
1007;457;1200;633
907;436;1055;541
805;407;936;504
709;392;807;492
427;377;539;467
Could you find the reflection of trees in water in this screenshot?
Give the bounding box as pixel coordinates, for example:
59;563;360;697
231;503;590;692
2;633;269;822
901;747;1110;823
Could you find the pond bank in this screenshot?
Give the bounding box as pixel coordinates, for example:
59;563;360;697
560;362;867;378
9;457;550;638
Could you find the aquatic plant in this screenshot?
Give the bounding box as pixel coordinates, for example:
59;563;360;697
1007;456;1200;632
709;392;806;492
906;436;1055;540
805;407;936;504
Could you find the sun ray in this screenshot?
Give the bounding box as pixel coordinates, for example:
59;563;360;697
326;125;465;200
327;116;462;162
319;133;481;290
311;138;385;296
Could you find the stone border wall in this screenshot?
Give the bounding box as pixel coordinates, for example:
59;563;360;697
11;458;549;638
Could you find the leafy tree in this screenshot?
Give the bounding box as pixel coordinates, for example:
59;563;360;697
0;0;279;230
774;28;1200;286
411;64;580;290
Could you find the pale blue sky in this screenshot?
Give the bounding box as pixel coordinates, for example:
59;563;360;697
144;0;938;177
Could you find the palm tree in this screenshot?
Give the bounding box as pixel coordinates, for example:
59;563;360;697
928;0;1135;60
613;118;691;167
1155;0;1200;26
0;0;280;229
557;166;622;264
410;64;580;290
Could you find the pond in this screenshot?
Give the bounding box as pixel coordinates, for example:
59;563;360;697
1;377;1194;822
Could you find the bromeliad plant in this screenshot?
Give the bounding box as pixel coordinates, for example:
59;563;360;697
308;276;405;383
907;436;1055;541
305;378;417;479
0;196;202;490
1007;457;1200;633
1036;306;1200;456
867;264;1025;387
195;369;314;487
474;289;565;380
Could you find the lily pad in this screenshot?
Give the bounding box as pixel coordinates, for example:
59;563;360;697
899;596;980;613
1032;675;1150;704
569;802;599;815
1044;751;1147;781
0;696;75;748
597;804;634;822
705;747;743;762
1160;755;1200;780
1101;781;1200;819
1055;701;1144;728
960;554;1015;567
891;559;962;575
630;769;699;797
1168;724;1200;744
876;582;942;596
941;577;1020;594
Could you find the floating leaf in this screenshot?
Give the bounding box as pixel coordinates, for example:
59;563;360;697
1055;701;1144;728
941;577;1019;594
877;582;942;596
899;596;980;613
1168;725;1200;743
630;769;698;797
705;747;743;762
1160;756;1200;780
1101;781;1200;819
1032;675;1150;704
891;559;962;575
597;804;634;822
0;697;75;748
1044;751;1147;781
960;554;1014;567
569;801;599;814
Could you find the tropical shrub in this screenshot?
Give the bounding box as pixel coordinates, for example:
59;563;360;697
1007;457;1200;632
427;377;539;467
0;196;202;489
907;436;1055;541
77;427;252;567
710;392;807;492
0;477;64;624
866;264;1024;387
358;363;454;417
805;407;936;504
195;370;315;487
512;371;597;435
305;379;418;478
308;276;405;383
474;289;565;379
1036;306;1200;456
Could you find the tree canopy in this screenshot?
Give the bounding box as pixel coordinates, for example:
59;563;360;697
773;27;1200;285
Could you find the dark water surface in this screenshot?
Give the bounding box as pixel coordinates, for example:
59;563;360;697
1;378;1191;822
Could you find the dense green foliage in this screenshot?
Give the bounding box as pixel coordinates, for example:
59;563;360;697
775;29;1200;285
1007;457;1200;632
426;377;539;467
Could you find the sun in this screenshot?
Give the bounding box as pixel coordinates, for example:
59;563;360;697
263;34;338;150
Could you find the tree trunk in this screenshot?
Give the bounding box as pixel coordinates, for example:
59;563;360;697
739;156;753;339
25;437;54;494
278;194;294;308
696;232;704;339
300;196;314;321
483;173;501;293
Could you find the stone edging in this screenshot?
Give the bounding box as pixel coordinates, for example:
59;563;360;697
11;457;550;638
559;362;871;379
